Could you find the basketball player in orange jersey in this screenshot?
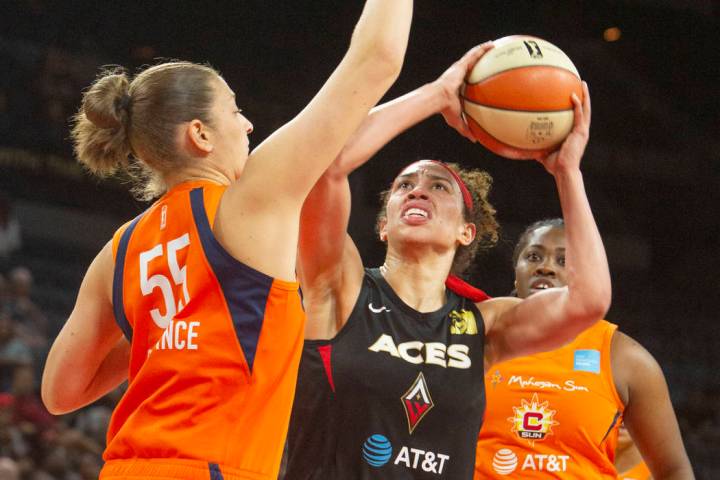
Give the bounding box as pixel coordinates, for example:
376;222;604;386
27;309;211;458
616;423;652;480
474;219;693;479
40;2;414;479
284;40;613;476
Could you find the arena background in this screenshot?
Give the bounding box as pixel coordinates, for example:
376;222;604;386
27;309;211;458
0;1;717;478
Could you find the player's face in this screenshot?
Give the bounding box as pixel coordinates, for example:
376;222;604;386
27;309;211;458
209;77;254;179
514;226;567;298
381;161;473;250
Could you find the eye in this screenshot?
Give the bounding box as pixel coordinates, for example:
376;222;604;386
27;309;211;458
557;255;566;267
397;181;413;190
525;252;541;262
432;182;449;191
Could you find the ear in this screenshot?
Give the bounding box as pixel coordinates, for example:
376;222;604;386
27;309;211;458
458;222;476;247
185;119;213;154
378;217;388;242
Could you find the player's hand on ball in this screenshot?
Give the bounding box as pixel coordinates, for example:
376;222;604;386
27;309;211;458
536;81;591;175
435;42;494;142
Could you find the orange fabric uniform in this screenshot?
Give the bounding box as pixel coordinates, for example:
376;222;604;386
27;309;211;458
475;320;624;479
102;181;305;480
618;461;651;480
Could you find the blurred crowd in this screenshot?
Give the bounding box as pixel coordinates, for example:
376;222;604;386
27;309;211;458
0;195;124;480
0;261;125;480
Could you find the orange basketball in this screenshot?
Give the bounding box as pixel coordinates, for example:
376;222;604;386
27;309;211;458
462;36;582;160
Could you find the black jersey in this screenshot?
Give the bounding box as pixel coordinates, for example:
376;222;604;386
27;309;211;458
284;268;486;479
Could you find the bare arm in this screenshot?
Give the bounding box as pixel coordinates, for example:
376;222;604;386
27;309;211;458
41;242;129;415
331;42;495;173
299;44;494;339
231;0;413;209
214;1;413;281
484;82;611;365
613;332;694;479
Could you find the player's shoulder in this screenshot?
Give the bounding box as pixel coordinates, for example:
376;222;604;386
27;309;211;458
477;296;521;333
611;330;665;384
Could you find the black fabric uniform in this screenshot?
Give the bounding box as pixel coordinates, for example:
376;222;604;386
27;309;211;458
284;268;486;479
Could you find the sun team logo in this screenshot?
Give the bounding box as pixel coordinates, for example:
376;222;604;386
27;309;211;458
508;393;559;445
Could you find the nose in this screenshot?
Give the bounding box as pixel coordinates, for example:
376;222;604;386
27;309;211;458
407;184;429;200
535;262;556;277
246;120;254;134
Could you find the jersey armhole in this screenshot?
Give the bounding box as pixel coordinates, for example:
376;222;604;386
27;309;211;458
602;321;626;411
304;269;372;347
111;214;145;342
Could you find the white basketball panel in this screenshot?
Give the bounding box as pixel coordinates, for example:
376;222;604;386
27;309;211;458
467;36;579;83
464;101;574;150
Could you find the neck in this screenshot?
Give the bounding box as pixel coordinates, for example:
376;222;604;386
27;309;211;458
164;163;233;190
163;156;236;190
380;250;452;313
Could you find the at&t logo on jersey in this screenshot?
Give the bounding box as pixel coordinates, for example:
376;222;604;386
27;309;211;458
362;434;393;467
362;435;450;475
491;448;570;474
492;449;518;475
508;393;559;445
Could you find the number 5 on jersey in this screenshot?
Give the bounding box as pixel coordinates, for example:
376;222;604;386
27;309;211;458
139;233;191;329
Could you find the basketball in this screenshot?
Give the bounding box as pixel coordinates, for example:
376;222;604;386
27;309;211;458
462;36;582;159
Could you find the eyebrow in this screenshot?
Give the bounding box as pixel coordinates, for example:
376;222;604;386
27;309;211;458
528;244;565;253
396;172;454;186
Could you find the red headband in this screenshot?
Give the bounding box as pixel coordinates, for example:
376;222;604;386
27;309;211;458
401;160;474;213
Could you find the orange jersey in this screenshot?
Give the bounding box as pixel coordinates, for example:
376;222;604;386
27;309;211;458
475;320;624;479
618;460;651;480
102;181;305;480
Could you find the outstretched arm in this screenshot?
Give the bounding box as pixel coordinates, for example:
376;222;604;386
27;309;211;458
299;44;494;339
234;0;413;208
215;1;414;281
613;332;694;480
331;42;494;174
483;82;612;364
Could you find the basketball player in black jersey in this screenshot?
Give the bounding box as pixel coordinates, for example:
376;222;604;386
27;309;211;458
284;43;609;479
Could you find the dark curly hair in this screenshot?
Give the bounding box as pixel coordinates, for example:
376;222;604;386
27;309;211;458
511;218;565;267
376;161;499;275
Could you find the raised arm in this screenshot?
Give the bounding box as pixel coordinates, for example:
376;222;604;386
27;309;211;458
298;45;494;339
613;332;694;479
483;82;612;365
213;1;414;281
234;0;413;209
42;242;129;414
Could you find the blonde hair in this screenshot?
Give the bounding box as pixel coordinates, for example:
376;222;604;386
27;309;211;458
71;62;219;200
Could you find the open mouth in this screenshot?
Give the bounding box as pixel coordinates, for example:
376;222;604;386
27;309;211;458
530;279;554;290
402;207;429;219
